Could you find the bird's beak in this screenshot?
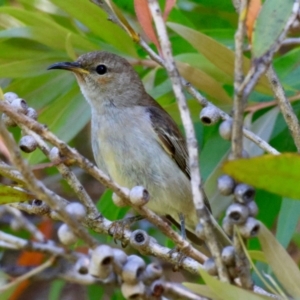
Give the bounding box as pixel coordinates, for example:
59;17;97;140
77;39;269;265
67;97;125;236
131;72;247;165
47;62;89;74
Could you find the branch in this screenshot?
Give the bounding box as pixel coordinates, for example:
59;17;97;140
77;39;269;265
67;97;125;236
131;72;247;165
0;117;98;248
91;0;279;156
266;66;300;152
0;101;208;270
147;0;230;283
232;0;248;159
0;256;55;292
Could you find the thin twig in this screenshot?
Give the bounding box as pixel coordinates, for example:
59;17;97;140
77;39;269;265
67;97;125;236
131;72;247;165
0;102;208;266
0;256;56;292
4;206;45;242
232;0;248;158
90;1;279;157
24;127;99;219
147;0;230;283
266;66;300;152
0;118;98;248
246;93;300;113
0;230;76;259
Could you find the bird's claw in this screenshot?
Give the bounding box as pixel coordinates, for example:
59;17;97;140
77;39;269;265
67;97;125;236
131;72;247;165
108;216;143;247
168;247;186;271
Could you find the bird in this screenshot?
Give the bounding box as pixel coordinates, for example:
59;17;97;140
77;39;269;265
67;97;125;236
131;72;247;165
48;51;213;244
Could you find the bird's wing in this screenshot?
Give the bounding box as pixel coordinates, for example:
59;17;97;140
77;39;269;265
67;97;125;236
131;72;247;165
146;105;190;179
146;102;212;212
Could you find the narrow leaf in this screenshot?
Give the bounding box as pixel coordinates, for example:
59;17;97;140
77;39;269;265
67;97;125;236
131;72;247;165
183;282;221;300
163;0;176;20
177;61;232;104
0;186;34;204
276;197;300;248
199;269;269;300
243;107;279;156
222;153;300;199
168;22;271;95
104;0;139;42
246;0;262;42
252;0;295;59
51;0;137;55
259;222;300;298
134;0;160;50
249;250;267;263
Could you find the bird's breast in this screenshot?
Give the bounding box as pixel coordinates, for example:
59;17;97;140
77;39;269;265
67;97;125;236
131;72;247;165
90;105;196;227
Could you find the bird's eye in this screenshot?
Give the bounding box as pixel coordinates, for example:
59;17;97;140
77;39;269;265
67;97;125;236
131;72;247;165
96;64;107;75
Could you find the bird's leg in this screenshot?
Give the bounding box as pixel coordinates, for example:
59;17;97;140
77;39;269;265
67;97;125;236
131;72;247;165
179;212;187;240
168;213;187;270
108;215;144;247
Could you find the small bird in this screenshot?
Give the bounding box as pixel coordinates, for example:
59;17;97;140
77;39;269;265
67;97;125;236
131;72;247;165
48;51;212;243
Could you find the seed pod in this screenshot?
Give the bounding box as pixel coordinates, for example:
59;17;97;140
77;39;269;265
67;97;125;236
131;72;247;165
203;258;217;276
150;280;165;297
121;255;146;284
11;98;28;114
65;202;86;221
75;255;90;275
89;245;113;279
26;107;38;120
142;263;163;284
112;188;130;207
1;113;16;127
234;183;255;204
238;217;260;238
121;281;145;300
57;223;77;246
247;201;258;217
221;246;235;266
200;105;221;125
130;229;150;251
19;135;37;153
112;248;128;275
4;92;18;103
219;119;232;140
226;203;249;225
217;175;235;196
129;186;149;206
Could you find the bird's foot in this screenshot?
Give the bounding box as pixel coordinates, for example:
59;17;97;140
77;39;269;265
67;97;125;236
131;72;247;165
168;247;186;271
108;215;144;247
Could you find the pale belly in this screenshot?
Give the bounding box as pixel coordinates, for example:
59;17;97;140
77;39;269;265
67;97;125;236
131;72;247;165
91;106;198;230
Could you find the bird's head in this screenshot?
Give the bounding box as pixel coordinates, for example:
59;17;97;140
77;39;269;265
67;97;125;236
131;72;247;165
48;51;146;108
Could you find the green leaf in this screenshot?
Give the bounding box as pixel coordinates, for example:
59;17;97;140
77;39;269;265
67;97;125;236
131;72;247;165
6;72;75;110
0;58;63;78
177;61;232;104
97;189;129;221
27;85;90;164
276;197;300;248
259;222;300;298
222;153;300;199
248;250;267;263
0;7;97;51
243;107;280;156
252;0;295;59
50;0;137;57
168;22;271;95
183;282;221;300
0;185;34;204
198;268;269;300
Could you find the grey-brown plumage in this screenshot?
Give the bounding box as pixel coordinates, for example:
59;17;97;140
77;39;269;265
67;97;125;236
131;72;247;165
48;51;213;243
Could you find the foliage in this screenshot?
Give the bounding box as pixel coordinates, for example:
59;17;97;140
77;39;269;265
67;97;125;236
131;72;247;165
0;0;300;299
